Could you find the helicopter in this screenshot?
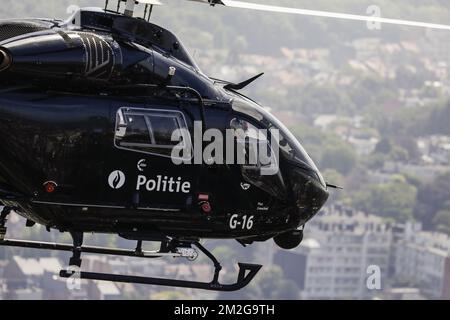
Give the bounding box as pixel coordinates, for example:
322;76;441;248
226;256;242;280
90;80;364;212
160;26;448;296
0;0;448;292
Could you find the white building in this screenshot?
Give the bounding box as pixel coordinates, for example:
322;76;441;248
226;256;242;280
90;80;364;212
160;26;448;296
417;135;450;166
395;223;450;299
275;204;392;299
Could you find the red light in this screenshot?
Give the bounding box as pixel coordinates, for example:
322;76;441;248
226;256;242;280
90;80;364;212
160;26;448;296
201;202;212;214
44;182;57;193
198;193;209;201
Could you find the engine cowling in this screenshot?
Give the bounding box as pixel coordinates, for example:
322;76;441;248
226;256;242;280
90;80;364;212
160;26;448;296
0;18;222;99
0;31;123;81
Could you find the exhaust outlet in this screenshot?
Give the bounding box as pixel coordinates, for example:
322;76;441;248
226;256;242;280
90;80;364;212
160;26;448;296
0;48;11;72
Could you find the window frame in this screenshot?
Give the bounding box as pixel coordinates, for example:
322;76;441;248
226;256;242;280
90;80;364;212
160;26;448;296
114;107;192;160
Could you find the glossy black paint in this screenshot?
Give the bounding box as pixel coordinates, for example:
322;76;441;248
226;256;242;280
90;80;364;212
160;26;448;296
0;8;328;244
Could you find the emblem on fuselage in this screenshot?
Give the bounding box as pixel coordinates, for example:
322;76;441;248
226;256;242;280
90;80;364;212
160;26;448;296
108;170;126;189
137;159;147;172
240;183;251;191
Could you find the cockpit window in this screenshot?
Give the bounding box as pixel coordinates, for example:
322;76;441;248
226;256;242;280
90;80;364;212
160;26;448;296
233;99;318;170
232;97;326;187
230;118;273;168
230;118;265;142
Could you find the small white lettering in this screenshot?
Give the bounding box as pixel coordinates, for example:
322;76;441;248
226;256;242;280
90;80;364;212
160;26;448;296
136;175;190;194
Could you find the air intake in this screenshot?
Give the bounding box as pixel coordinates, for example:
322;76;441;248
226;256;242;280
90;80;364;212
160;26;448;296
0;49;11;72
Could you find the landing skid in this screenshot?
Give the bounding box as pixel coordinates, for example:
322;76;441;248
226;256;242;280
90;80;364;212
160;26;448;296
60;262;261;292
0;209;262;292
0;238;261;292
56;240;261;292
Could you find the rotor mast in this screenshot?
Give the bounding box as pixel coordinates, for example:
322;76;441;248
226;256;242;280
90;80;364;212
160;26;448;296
107;0;161;19
124;0;135;17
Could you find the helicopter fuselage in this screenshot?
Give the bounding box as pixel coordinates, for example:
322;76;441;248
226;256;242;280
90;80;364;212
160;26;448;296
0;8;328;245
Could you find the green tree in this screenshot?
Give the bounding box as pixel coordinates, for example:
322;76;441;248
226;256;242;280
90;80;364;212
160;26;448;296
211;245;240;270
433;210;450;235
354;177;418;222
322;169;344;186
253;267;299;299
217;266;300;300
415;172;450;228
374;138;392;155
151;291;191;300
320;143;357;176
366;153;387;170
292;84;355;115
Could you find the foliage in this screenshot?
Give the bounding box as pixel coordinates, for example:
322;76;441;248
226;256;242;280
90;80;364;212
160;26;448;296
288;84;356;115
415;172;450;229
151;290;191;300
353;176;418;222
320;141;358;175
424;101;450;136
218;266;300;300
433;210;450;235
211;245;241;269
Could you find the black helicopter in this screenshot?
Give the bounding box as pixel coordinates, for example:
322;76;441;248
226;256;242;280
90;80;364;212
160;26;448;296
0;0;447;292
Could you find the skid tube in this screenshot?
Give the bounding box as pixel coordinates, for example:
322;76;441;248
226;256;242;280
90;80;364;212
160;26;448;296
0;238;262;292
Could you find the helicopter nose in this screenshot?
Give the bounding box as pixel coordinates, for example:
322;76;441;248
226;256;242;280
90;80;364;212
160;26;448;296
291;167;329;224
0;48;11;72
301;177;329;220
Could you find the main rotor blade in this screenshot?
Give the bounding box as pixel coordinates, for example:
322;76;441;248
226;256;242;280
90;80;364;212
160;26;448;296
217;0;450;31
137;0;163;5
121;0;163;4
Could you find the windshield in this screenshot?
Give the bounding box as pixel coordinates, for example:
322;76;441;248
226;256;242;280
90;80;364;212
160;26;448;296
232;97;326;186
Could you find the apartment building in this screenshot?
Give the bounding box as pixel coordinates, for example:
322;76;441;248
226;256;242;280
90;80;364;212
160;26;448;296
275;204;392;299
395;223;450;299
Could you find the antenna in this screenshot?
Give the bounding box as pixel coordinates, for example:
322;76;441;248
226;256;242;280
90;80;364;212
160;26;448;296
143;4;154;21
148;5;154;21
144;4;148;17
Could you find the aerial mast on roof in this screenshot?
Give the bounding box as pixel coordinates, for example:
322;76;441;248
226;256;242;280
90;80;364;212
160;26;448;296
124;0;135;17
104;0;162;19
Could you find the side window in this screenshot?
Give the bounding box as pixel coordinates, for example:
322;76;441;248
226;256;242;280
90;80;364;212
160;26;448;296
121;114;152;144
115;107;190;158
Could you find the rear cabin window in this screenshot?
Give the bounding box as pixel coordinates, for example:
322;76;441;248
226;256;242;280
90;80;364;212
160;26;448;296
115;107;190;158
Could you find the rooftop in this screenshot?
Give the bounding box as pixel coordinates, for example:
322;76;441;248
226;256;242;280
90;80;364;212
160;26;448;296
310;204;391;235
12;256;62;276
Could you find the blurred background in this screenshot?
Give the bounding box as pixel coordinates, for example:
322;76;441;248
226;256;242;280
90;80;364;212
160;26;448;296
1;0;450;300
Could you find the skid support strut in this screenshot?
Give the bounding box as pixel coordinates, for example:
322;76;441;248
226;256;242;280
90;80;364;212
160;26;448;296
0;207;12;241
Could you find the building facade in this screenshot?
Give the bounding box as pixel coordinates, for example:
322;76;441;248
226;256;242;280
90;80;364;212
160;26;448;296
275;204;392;299
394;223;450;299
